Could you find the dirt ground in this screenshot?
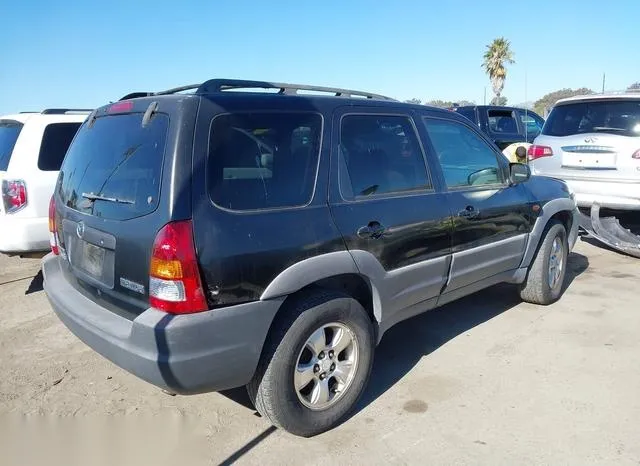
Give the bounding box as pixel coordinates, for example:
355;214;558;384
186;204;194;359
1;237;639;465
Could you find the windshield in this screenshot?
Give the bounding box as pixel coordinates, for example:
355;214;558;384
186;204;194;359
0;120;23;171
543;100;640;137
58;112;169;221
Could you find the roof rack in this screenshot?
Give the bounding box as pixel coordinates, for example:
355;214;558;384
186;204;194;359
41;108;93;115
119;79;395;102
197;79;396;100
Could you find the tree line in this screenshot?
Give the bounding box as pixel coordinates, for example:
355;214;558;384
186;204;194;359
405;37;639;116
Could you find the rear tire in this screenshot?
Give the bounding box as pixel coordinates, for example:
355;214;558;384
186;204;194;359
519;220;568;305
247;290;374;437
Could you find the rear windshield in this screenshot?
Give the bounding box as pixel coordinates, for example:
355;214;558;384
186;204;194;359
207;112;322;210
543;100;640;137
58;112;169;220
0;120;23;171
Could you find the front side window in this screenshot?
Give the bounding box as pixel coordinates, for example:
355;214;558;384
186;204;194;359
339;114;430;199
518;110;544;137
423;118;504;189
38;122;82;171
208;112;322;210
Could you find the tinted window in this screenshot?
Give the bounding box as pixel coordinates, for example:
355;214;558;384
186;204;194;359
488;110;518;133
38;123;82;171
518;110;544;137
58;113;168;221
0;120;23;171
543;100;640;137
339;115;430;199
454;107;476;123
424;118;504;188
208;112;322;210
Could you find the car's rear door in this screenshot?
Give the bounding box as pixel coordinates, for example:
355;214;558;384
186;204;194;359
53;97;197;318
328;106;452;323
481;107;525;150
419;111;534;298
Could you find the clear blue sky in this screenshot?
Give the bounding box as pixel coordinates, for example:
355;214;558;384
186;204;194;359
2;0;639;114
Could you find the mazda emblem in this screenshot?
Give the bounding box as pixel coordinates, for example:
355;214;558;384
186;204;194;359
76;222;85;239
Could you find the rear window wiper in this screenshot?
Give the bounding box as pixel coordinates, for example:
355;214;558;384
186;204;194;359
592;126;627;132
81;193;134;204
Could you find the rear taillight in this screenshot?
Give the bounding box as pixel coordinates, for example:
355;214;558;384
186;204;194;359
632;149;640;160
1;179;27;213
528;145;554;161
48;196;59;255
149;220;207;314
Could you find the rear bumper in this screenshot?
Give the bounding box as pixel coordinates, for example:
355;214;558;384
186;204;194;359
564;178;640;211
0;215;49;254
42;254;283;394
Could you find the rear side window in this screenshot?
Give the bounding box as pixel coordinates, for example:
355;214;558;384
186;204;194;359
488;110;519;133
543;100;640;137
208;112;322;210
339;114;430;199
38;122;82;171
0;120;23;171
58;113;168;221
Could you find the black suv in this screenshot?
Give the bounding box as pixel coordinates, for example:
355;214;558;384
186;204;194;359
43;79;578;437
450;105;546;151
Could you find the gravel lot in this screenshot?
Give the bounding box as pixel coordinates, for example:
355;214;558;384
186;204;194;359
1;237;639;465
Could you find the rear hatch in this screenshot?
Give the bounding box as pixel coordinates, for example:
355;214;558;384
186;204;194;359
533;98;640;181
53;98;197;318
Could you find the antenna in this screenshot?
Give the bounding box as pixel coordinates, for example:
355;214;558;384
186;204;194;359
524;67;528;142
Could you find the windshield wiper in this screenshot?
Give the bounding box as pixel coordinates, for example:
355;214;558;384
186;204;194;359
592;126;626;132
81;193;134;204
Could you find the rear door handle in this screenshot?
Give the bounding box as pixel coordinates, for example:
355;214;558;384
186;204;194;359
357;221;386;239
458;206;479;219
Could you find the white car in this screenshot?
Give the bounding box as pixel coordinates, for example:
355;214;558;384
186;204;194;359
0;109;89;256
528;92;640;210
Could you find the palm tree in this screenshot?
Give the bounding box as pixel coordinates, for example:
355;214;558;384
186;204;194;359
482;37;515;104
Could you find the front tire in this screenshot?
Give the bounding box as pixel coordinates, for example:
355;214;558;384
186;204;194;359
519;220;569;305
247;290;374;437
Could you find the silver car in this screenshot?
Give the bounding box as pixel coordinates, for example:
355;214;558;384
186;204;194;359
529;93;640;210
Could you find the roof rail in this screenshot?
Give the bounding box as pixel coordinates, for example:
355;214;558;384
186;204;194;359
196;79;396;101
41;108;93;115
118;79;395;102
119;84;201;101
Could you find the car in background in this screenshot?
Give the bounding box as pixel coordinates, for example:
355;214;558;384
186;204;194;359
0;109;90;256
528;93;640;211
450;105;545;161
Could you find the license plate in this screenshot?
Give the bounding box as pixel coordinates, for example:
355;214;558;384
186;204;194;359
562;152;617;169
79;241;105;278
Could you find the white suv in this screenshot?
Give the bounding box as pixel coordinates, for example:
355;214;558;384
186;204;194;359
0;109;89;256
528;93;640;210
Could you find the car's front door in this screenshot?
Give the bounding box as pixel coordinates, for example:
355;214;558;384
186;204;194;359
420;114;535;294
329;108;452;322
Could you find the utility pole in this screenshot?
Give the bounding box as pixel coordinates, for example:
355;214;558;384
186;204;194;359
602;73;606;93
484;87;486;105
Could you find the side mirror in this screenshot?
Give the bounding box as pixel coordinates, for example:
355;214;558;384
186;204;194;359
510;163;531;184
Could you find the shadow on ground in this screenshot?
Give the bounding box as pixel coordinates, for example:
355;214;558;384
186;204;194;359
220;252;590;428
25;270;44;295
